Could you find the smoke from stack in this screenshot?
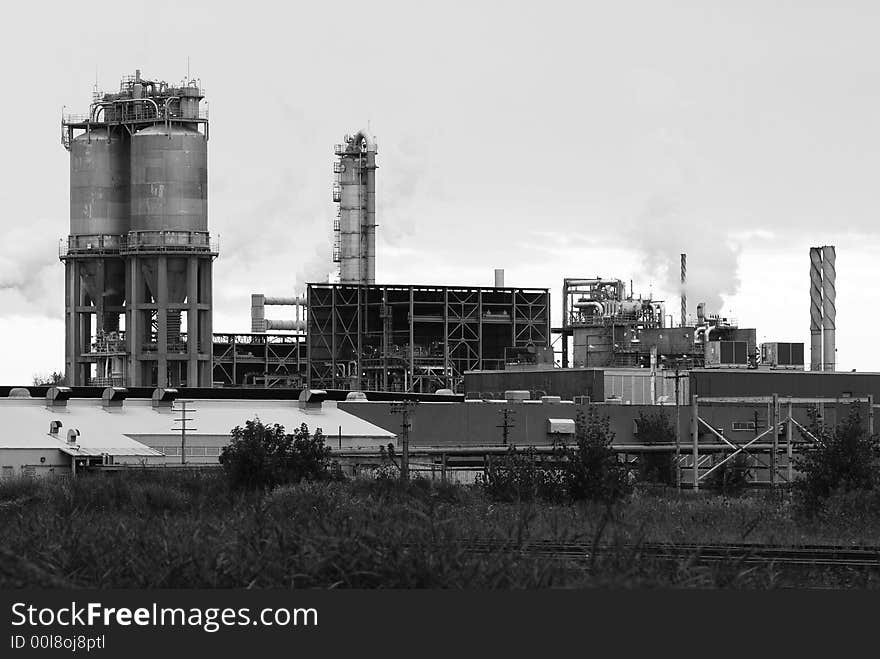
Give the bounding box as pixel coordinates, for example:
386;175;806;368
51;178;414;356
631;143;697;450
628;198;741;317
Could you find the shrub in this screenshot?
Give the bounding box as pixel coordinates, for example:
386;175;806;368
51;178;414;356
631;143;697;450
633;411;676;485
556;407;631;504
795;404;880;513
704;452;750;496
219;419;335;490
478;446;566;502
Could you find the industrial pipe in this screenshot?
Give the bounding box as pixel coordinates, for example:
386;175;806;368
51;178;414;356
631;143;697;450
264;296;306;306
821;245;836;372
809;247;823;371
265;319;307;332
680;253;687;327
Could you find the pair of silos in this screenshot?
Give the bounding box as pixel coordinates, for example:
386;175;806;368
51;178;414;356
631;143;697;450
66;87;211;387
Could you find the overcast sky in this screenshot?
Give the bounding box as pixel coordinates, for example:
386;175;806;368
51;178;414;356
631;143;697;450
1;1;879;383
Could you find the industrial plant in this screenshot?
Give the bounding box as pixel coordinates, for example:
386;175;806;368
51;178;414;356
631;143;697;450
0;69;871;490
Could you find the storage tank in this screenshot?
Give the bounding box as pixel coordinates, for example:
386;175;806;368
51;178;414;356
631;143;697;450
130;124;207;232
69;129;129;237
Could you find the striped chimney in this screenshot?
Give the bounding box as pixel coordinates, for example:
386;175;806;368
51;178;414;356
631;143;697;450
680;253;687;327
809;247;823;371
821;245;836;371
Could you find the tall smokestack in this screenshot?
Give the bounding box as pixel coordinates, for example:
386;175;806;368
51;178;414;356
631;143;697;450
809;247;823;371
821;245;836;372
494;269;505;288
680;253;687;327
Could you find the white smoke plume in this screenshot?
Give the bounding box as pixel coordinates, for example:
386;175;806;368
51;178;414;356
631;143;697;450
0;225;62;318
627;197;741;318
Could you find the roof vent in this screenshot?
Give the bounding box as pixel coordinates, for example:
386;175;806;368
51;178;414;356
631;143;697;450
9;387;31;398
102;387;128;409
299;389;327;410
345;391;367;401
152;387;179;409
504;390;531;403
66;428;80;445
46;386;72;408
435;388;455;396
49;420;63;436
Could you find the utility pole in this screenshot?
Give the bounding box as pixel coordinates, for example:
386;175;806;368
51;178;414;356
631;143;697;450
497;407;516;446
664;360;689;490
390;400;418;481
172;400;197;466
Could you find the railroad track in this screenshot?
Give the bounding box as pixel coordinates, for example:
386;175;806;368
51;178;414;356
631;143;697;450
459;540;880;569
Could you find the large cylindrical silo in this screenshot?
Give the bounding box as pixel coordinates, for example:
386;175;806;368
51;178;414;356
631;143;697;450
130;124;207;232
69;128;130;237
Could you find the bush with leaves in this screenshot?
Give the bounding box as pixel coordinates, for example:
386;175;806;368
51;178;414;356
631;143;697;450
556;407;632;504
704;452;751;496
219;419;336;490
633;411;676;485
795;403;880;514
478;446;566;502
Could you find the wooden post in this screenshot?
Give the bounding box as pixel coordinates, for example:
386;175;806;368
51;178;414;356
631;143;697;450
869;395;875;437
787;400;793;484
675;366;681;490
691;395;699;491
771;394;779;488
441;452;447;484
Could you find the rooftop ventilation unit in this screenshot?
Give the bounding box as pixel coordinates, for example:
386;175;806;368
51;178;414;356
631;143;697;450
46;386;72;408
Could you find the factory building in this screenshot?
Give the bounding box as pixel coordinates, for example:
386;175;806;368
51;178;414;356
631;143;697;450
60;70;216;389
556;277;757;370
0;387;395;479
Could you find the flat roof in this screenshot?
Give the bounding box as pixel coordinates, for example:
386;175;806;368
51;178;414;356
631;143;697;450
0;398;394;452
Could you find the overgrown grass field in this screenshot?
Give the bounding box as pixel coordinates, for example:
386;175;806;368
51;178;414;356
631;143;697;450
2;471;880;589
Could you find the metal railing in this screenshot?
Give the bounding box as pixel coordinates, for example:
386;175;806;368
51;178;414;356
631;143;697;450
61;231;219;257
124;230;218;253
60;235;125;257
62;113;90;125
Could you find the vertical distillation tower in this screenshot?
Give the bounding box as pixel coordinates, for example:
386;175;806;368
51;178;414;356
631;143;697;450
61;70;217;387
808;245;836;372
332;131;377;283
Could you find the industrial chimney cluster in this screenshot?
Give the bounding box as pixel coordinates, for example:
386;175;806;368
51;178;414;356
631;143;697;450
60;70;217;388
809;245;836;372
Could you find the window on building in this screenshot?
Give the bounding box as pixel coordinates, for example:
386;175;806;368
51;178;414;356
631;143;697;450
732;421;757;432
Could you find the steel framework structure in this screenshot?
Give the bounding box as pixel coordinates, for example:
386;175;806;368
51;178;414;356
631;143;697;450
211;333;306;388
687;394;874;490
306;283;550;392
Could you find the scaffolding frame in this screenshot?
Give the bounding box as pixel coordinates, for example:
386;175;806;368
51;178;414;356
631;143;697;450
307;283;550;392
688;394;874;490
211;332;306;387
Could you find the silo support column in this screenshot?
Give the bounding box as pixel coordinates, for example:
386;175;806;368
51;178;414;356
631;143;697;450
187;257;199;385
691;395;699;491
157;256;168;387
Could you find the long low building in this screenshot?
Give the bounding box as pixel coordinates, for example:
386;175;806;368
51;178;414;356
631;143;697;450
0;387;395;478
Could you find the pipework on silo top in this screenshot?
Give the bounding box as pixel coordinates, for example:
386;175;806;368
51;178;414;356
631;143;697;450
60;70;217;389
